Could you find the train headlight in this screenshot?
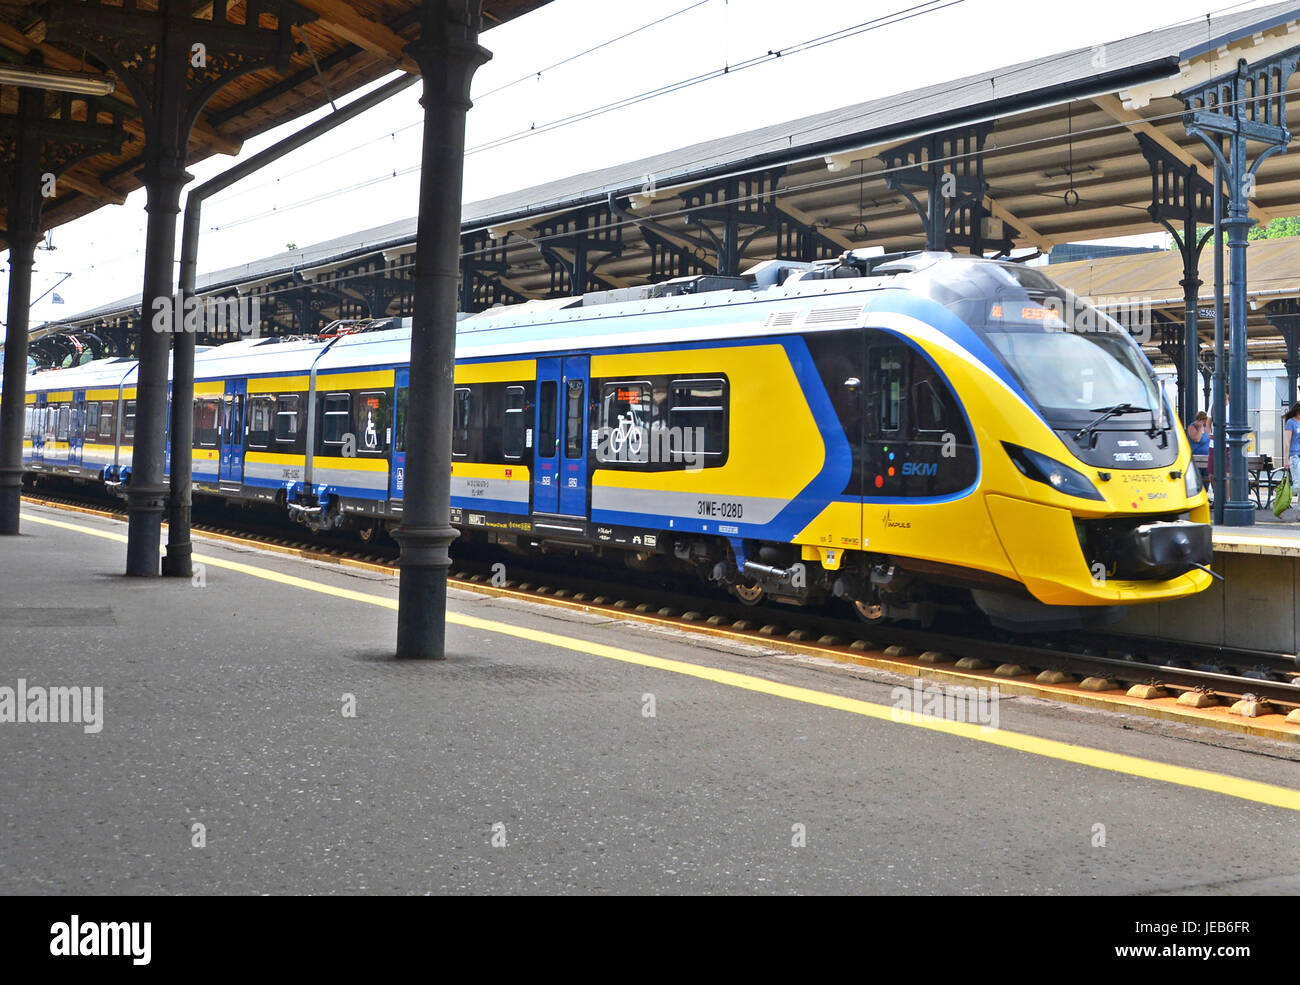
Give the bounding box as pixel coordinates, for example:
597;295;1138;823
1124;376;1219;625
1002;442;1104;501
1184;463;1203;498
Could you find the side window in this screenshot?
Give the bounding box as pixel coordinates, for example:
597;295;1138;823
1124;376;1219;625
57;406;70;441
873;347;904;432
23;407;32;439
226;395;243;446
564;379;584;458
321;393;350;449
247;397;273;449
503;385;526;460
275;395;299;443
537;380;557;458
668;378;727;462
911;378;946;433
99;402;114;439
358;391;389;454
394;386;408;453
194;398;221;447
452;387;471;457
598;381;652;464
909;358;969;440
123;401;136;439
86;402;100;436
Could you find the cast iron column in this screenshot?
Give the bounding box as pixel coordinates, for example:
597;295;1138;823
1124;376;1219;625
1212;166;1226;522
1181;49;1300;525
46;0;305;573
0;89;41;534
130;67;192;579
393;0;490;659
0;68;124;535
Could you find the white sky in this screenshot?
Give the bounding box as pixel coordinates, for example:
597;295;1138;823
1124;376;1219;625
3;0;1284;326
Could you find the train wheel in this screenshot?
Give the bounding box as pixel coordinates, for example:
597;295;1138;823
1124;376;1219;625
731;580;764;605
853;599;886;624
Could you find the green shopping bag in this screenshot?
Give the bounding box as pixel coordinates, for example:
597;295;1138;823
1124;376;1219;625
1273;470;1293;518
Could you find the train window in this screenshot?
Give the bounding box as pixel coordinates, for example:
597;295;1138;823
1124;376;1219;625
668;378;727;460
57;406;70;441
358;392;389;455
452;388;471;457
537;380;557;458
564;379;584;458
194;398;221;447
23;407;32;439
503;385;527;460
912;378;946;433
394;387;408;453
123;402;136;439
872;348;904;432
322;393;350;448
597;381;652;464
99;403;114;439
247;398;273;448
275;395;299;443
86;402;100;435
226;396;243;448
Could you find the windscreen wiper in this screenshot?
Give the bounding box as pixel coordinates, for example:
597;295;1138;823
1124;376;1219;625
1073;403;1150;442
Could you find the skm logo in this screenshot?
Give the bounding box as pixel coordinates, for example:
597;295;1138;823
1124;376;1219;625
901;461;938;477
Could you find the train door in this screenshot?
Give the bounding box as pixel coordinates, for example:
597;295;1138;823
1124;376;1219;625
532;357;561;513
220;379;246;484
69;391;86;468
389;368;408;506
558;356;590;517
31;393;46;467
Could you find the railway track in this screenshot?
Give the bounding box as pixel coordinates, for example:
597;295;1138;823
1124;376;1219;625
21;482;1300;718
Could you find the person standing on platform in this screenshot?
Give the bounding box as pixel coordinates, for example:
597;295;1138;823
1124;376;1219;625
1188;411;1211;487
1284;403;1300;519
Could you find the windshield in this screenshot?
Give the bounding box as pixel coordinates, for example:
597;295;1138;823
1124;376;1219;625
901;258;1162;426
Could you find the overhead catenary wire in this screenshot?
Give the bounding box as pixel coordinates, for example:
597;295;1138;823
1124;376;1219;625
211;0;718;207
210;0;964;230
44;0;1291;301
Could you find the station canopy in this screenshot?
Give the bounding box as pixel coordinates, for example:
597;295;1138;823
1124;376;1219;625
0;0;551;236
22;1;1300;363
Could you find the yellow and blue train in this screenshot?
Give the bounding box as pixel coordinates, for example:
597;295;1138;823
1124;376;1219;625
17;251;1213;629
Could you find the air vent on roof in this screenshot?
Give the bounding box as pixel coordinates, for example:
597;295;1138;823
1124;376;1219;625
802;304;866;327
764;310;798;328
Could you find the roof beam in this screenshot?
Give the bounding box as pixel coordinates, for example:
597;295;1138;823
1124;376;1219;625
1091;93;1263;222
292;1;418;74
774;199;855;251
55;167;127;206
983;196;1054;250
0;23;241;157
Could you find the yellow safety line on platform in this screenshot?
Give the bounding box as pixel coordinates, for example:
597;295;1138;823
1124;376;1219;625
21;509;1300;813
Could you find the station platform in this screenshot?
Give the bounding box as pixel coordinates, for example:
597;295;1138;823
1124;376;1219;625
1120;514;1300;653
2;502;1298;894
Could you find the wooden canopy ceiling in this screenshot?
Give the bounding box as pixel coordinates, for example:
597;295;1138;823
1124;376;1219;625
0;0;550;239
